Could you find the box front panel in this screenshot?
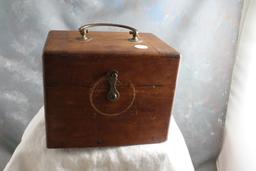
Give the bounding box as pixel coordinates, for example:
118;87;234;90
44;53;179;147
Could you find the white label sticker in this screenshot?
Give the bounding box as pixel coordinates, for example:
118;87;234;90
134;44;148;49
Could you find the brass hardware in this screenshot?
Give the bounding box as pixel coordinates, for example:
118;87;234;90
106;70;120;102
79;23;141;42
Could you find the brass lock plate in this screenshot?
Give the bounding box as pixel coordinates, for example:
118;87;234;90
106;70;120;102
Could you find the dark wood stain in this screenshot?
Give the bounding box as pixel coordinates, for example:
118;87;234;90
43;31;180;148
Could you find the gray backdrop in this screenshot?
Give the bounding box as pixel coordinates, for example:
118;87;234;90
0;0;242;170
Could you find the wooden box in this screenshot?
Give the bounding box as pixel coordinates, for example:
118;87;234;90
43;23;180;148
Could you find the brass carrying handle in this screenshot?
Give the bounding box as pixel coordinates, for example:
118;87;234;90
79;23;140;42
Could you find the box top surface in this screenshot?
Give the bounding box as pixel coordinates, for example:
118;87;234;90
44;31;179;57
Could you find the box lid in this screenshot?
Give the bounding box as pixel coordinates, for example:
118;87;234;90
44;31;179;57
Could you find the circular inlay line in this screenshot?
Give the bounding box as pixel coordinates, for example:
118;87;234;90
89;77;136;117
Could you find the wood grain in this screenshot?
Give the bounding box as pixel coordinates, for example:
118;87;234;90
43;31;180;148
